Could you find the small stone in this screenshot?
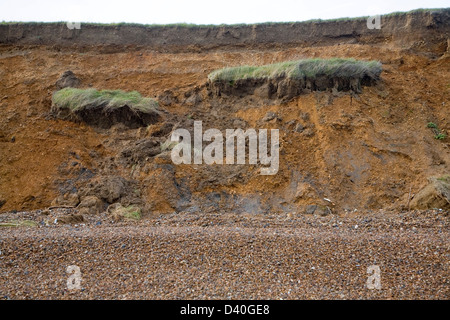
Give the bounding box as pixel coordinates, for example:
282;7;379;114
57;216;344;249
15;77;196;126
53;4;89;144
58;214;85;224
317;207;331;216
305;205;317;215
294;123;305;133
300;112;310;121
55;70;81;90
184;93;202;106
158;90;176;106
107;203;141;221
77;196;104;215
302;128;315;137
262;111;278;122
51;193;79;207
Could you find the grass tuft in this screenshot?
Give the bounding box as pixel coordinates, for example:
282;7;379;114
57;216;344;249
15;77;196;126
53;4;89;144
208;58;382;82
1;8;447;27
52;88;158;114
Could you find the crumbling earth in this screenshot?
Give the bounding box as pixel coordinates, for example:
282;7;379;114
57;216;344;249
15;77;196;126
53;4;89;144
0;10;449;300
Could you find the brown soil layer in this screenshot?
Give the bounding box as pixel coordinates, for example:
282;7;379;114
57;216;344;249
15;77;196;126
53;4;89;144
1;9;449;55
1;41;449;214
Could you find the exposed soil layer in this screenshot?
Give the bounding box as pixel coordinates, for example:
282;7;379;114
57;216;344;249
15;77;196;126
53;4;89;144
1;9;449;55
0;10;449;301
52;104;161;129
207;75;379;100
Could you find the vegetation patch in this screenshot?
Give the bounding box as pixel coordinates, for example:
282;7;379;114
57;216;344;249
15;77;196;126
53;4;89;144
208;58;382;82
427;122;447;140
207;58;382;99
51;88;161;129
107;203;142;221
52;88;158;113
0;220;38;227
1;9;444;27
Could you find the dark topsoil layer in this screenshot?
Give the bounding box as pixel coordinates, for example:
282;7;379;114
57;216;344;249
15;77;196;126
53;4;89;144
207;75;379;100
53;104;161;129
1;9;449;54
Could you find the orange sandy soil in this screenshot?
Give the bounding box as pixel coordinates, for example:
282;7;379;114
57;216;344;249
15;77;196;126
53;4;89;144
0;35;449;302
0;43;449;213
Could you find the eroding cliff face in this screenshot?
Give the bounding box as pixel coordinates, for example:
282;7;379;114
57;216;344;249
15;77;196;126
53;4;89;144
1;9;449;55
0;9;449;215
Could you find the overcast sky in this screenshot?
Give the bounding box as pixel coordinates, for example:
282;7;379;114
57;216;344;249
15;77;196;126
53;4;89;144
0;0;448;25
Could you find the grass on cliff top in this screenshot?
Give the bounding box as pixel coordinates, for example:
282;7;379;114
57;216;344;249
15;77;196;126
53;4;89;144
208;58;382;82
52;88;158;113
1;8;447;27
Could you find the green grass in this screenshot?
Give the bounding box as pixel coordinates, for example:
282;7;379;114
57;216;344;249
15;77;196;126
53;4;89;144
208;58;382;82
0;220;38;227
52;88;158;113
427;122;447;140
383;8;447;17
123;206;142;220
2;8;447;27
437;175;450;183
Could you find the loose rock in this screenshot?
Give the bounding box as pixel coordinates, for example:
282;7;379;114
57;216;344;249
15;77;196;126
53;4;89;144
77;196;104;215
55;70;81;90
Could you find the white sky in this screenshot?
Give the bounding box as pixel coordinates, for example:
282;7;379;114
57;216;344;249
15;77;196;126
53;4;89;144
0;0;448;25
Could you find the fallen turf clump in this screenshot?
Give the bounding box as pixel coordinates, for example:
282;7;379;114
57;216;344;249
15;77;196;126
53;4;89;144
207;58;382;99
51;88;161;129
208;58;382;82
